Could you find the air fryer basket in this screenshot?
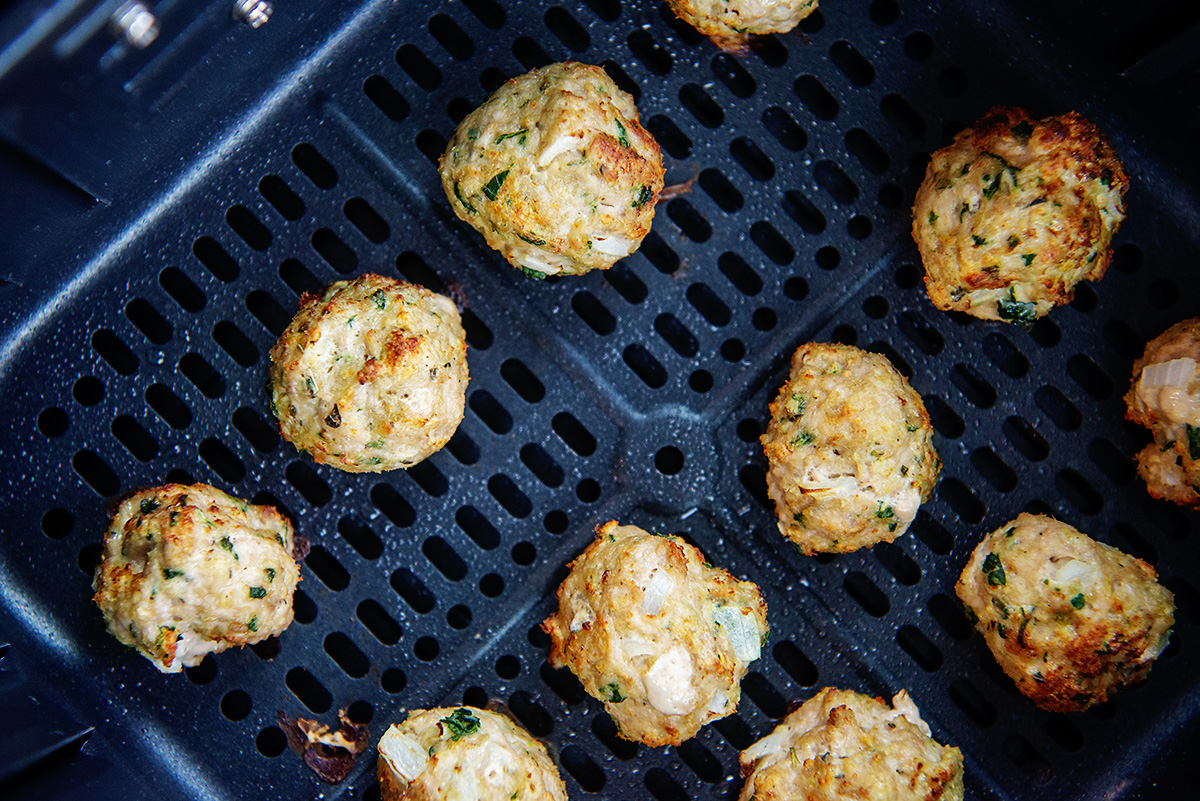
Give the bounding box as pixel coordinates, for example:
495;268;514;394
1;0;1198;799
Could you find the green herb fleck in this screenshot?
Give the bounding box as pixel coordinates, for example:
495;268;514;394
371;289;387;310
1099;173;1112;188
601;682;625;703
1011;121;1034;142
482;170;509;201
454;182;477;214
249;586;267;599
304;376;316;397
163;568;184;580
1162;439;1176;452
247;616;259;632
440;708;481;740
517;232;546;246
1187;425;1200;460
792;512;805;527
1007;235;1020;248
615;118;629;148
959;202;970;222
1005;527;1016;538
928;210;939;225
972;235;987;247
266;567;276;583
791;431;815;447
786;393;806;420
997;288;1038;330
992;597;1009;619
520;266;547;280
1070;593;1085;610
1021;253;1035;266
140;498;159;515
982;171;1004;199
366;438;385;449
494;129;528;144
219;537;234;552
964;607;979;626
467;127;480;141
875;502;895;520
632;185;653;208
982;552;1006;586
960;164;971;176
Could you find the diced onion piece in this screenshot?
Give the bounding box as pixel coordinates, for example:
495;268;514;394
621;636;657;658
1051;557;1093;587
1139;358;1200;424
889;690;932;737
538;134;581;166
644;646;697;715
640;569;674;615
517;251;562;276
378;725;428;782
1140;358;1197;389
707;691;729;715
591;236;632;257
714;605;761;663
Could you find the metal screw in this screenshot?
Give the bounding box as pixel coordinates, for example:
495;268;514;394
233;0;273;28
110;1;160;49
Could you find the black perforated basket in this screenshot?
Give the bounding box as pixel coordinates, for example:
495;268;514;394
2;0;1199;799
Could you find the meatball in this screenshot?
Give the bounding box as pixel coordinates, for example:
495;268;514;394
761;343;941;554
956;514;1174;712
440;62;664;278
92;484;300;672
541;521;768;746
269;274;468;472
667;0;818;52
912;106;1127;325
376;707;566;801
739;687;964;801
1123;318;1200;507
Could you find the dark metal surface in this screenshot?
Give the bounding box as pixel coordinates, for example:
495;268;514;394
1;1;1198;799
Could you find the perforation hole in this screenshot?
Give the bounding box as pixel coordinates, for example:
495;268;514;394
304;545;349;591
122;298;172;345
392;568;436;613
1067;354;1113;399
699;168;743;213
970;447;1017;493
593;713;638;760
1004;415;1049;461
655;313;699;357
950;363;996;408
844;571;889;617
666;198;712;241
679;83;723;127
553;412;596;456
654;446;684;476
40;508;73;540
742;671;788;718
904;31;934;60
448;431;480;465
192;236;239;282
508;691;553;736
407;462;448;498
310;228;357;274
572;290;616;335
512;36;552;69
881;94;925;138
874;542;920;584
338;515;382;560
646;115;691;159
782;191;826;235
601;60;639;99
870;0;900;25
110;416;157;462
794;75;837;119
422;536;468;581
395;43;441;89
92;329;138;376
950;678;996;726
372;483;415;527
469;389;513;434
221;690;251;721
381;668;407;694
897;625;942;671
762;106;806;151
1004;735;1052;783
1090;439;1135;485
73;376;104;407
428;13;473;59
278;259;320;296
712;53;755;97
576;478;601;503
286;667;331;713
544;6;588;51
896;311;942;354
730;137;774;181
938;66;968;96
1035;386;1082;430
225;205;272;252
489;473;532;518
604;263;647;303
1102;319;1144;360
289;143;337;189
521;443;564;487
356;599;401;645
480;572;505;597
627;30;671;74
624;344;667;388
675;740;720;783
462;0;504;26
750;221;793;265
722;338;746;362
447;604;472;629
773;640;818;686
456;505;501;550
34;406;67;438
930;593;972;640
286;461;331;507
545;509;568;534
325;632;369;678
243;291;289;337
145;383;191;429
212;321;258;367
157;267;205;313
924;395;964;438
1057;469;1103;515
939;477;986;523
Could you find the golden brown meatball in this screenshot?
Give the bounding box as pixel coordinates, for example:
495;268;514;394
376;707;566;801
440;62;664;278
1124;318;1200;507
956;514;1174;712
761;343;941;554
739;687;964;801
667;0;818;52
268;274;468;472
912;106;1127;325
541;521;768;746
93;484;300;672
